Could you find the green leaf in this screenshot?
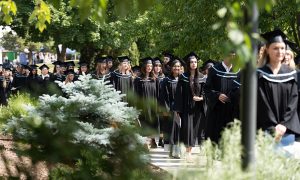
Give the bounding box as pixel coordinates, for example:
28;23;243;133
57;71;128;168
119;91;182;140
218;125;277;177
217;7;227;18
228;29;244;45
3;14;12;24
265;3;272;12
48;0;61;9
243;33;252;49
10;1;17;15
212;22;222;30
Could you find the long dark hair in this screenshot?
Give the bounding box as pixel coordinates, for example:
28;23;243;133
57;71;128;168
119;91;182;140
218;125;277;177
140;63;155;80
186;59;202;96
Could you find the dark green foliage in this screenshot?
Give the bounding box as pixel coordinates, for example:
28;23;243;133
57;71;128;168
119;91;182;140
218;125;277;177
1;75;156;179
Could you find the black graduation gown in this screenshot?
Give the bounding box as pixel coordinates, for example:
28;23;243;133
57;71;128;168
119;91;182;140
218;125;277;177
134;76;158;130
204;63;240;143
160;75;179;144
0;77;8;105
50;73;65;82
257;64;300;135
111;70;133;102
27;74;40;96
156;75;165;135
11;73;28;94
173;72;206;147
91;71;113;84
297;70;300;122
36;74;52;95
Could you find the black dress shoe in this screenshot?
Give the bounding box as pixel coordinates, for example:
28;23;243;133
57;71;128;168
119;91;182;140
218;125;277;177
158;138;164;147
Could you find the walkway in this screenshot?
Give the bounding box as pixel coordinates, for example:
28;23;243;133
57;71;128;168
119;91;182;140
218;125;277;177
149;145;207;173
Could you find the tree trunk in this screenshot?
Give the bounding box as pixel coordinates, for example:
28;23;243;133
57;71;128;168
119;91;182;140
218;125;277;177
28;50;33;65
80;45;96;65
56;45;67;62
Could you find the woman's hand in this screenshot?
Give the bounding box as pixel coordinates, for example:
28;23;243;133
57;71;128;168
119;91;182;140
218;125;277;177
274;124;287;142
218;93;229;103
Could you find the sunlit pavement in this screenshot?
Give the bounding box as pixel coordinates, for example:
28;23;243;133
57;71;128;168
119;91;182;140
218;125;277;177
149;145;208;173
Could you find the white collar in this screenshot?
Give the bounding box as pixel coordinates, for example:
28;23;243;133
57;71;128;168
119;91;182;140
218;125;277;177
42;74;50;79
222;61;232;73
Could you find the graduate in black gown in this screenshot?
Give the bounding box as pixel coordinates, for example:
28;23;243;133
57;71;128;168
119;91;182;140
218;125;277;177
0;64;13;105
77;62;90;75
257;30;300;142
60;62;68;75
11;64;28;94
51;61;65;82
27;65;40;96
107;56;114;72
111;56;133;102
204;52;240;143
160;57;184;157
0;65;13;105
64;70;76;84
152;57;166;146
173;52;206;159
37;64;52;95
132;65;141;79
91;56;112;83
162;52;173;76
200;60;216;118
134;57;159;148
295;55;300;122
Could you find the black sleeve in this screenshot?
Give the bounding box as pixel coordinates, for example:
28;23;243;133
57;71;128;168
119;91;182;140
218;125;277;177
159;78;170;111
204;67;220;110
282;81;299;124
173;76;183;112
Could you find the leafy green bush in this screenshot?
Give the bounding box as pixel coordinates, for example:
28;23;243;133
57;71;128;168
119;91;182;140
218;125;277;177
0;93;38;126
1;75;156;179
173;121;300;180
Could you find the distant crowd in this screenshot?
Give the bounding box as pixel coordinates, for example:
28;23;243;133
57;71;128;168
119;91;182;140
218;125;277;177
1;29;300;160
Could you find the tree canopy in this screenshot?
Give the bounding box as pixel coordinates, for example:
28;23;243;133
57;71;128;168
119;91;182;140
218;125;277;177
2;0;300;65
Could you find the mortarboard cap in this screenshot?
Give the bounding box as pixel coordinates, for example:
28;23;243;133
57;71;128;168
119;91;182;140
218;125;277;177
132;66;140;72
162;51;173;58
140;57;153;65
261;29;287;45
153;57;162;64
96;56;107;63
59;62;67;67
200;59;216;71
118;56;130;63
29;65;39;70
107;56;113;62
167;56;185;67
52;61;62;66
22;64;31;70
285;40;300;53
39;64;49;70
66;61;75;67
3;63;13;71
183;52;199;63
78;61;88;67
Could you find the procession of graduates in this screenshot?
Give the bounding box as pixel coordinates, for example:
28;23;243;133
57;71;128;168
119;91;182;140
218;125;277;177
1;29;300;161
